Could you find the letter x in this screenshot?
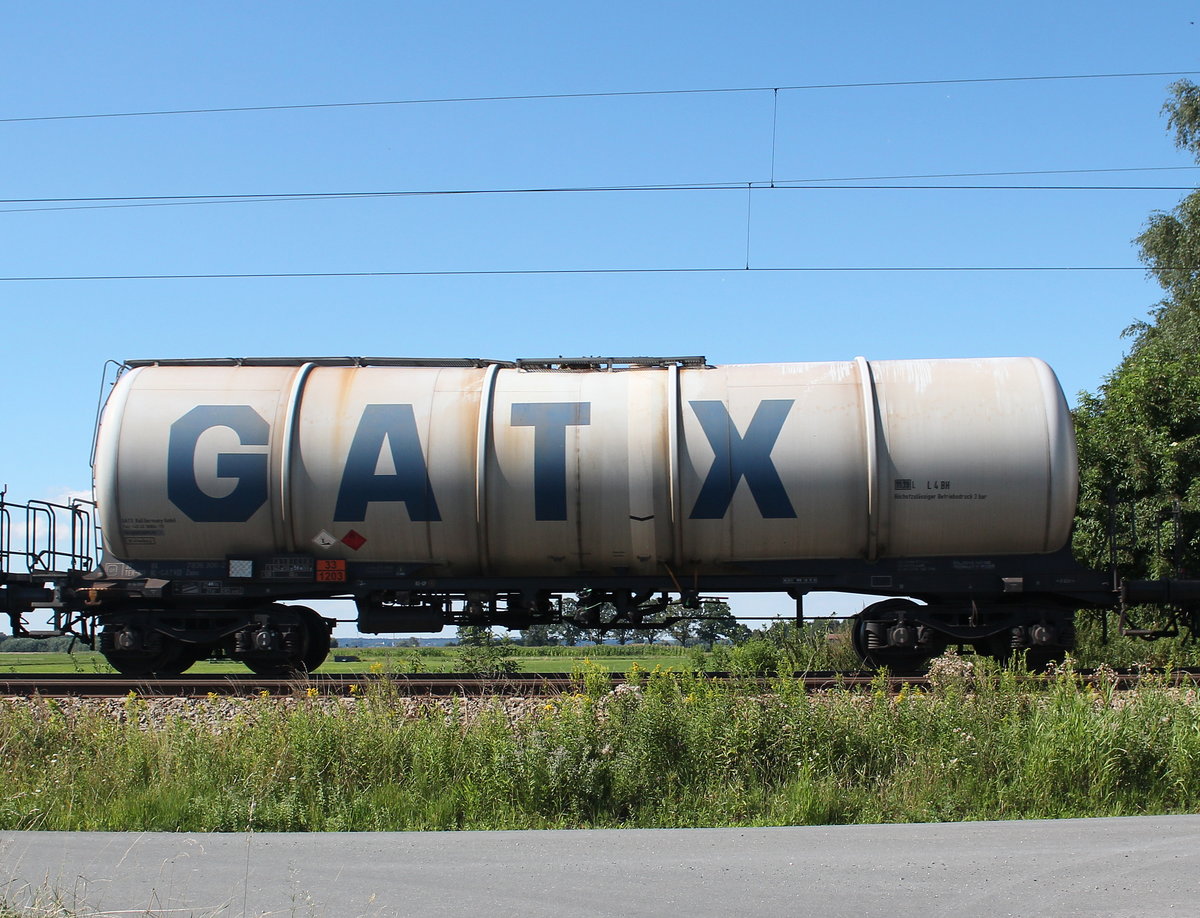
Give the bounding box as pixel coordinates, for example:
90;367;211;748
689;400;796;519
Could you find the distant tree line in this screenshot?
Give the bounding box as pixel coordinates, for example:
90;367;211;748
457;598;758;649
0;634;80;652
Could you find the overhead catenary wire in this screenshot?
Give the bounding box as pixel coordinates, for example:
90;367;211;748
3;73;1194;283
0;166;1196;216
2;70;1197;124
0;266;1171;283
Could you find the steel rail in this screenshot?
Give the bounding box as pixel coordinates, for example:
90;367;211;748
0;670;1197;698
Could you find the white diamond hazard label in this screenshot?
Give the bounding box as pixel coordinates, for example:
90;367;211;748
312;530;337;549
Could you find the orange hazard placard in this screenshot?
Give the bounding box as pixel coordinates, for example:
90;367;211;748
316;559;346;582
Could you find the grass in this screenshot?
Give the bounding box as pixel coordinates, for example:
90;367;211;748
0;645;699;676
1;656;1199;831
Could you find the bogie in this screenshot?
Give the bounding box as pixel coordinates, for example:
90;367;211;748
99;626;201;677
851;599;1076;673
98;605;334;676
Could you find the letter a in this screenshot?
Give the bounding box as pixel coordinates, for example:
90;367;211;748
334;405;441;522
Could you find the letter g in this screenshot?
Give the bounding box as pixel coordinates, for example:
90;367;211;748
167;405;269;522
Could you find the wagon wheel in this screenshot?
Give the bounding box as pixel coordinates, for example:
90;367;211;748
241;605;332;675
850;599;940;675
101;629;195;677
983;633;1066;672
296;606;333;672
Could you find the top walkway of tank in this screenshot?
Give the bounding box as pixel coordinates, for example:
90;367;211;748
122;355;710;370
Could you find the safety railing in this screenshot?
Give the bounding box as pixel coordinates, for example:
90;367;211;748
0;489;99;578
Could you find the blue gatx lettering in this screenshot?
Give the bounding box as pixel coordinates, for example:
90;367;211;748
510;402;591;521
689;400;796;519
167;405;270;522
168;398;795;525
334;404;441;522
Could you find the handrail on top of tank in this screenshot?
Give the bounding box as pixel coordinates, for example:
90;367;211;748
121;357;520;369
121;356;711;370
514;356;709;371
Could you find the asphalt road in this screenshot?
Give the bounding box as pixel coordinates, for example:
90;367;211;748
3;816;1199;917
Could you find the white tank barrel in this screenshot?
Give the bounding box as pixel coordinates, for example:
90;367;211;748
92;357;1078;575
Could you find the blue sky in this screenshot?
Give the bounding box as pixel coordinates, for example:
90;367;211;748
2;1;1197;634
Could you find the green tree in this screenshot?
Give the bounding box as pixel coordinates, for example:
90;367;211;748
665;618;694;646
608;627;637;645
661;601;741;647
553;621;584;646
517;623;558;646
456;641;518;675
2;637;73;652
693;602;750;649
1074;80;1200;580
455;625;493;646
546;600;587;645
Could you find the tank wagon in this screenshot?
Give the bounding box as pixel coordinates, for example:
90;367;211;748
2;354;1198;675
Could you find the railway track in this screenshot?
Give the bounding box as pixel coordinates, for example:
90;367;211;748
0;670;1198;698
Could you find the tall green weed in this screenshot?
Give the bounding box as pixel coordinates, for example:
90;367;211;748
2;664;1200;831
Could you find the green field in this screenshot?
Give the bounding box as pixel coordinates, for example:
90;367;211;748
0;645;700;676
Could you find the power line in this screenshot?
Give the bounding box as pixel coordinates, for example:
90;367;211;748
3;70;1197;125
774;184;1196;190
0;266;1161;283
783;165;1200;183
0;167;1194;216
3;180;1194;205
